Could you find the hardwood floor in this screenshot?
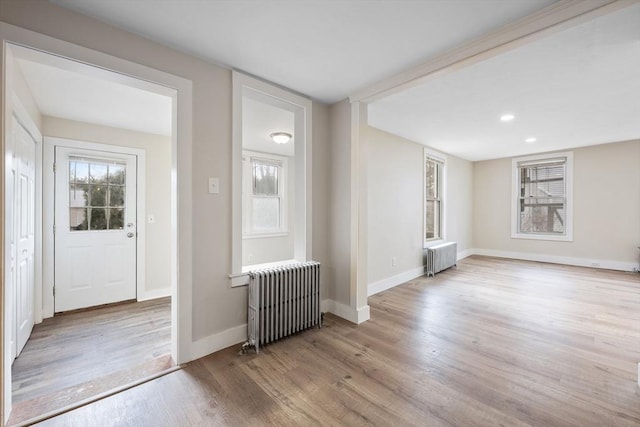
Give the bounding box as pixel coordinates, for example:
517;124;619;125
10;298;171;426
33;257;640;426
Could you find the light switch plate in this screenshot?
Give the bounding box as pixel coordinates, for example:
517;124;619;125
208;177;220;194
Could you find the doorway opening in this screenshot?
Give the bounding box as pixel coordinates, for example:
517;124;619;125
4;43;176;424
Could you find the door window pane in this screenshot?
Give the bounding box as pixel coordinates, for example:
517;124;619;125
90;208;107;230
69;162;89;183
109;164;125;184
109;209;125;229
109;186;125;207
69;158;127;231
69;184;89;207
89;186;107;207
90;163;108;184
69;208;88;230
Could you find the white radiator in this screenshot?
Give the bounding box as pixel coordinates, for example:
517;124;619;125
426;242;457;277
245;261;321;353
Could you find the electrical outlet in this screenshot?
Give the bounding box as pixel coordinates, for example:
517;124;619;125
391;257;397;267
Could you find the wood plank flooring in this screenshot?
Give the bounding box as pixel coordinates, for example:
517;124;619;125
10;298;171;425
33;257;640;426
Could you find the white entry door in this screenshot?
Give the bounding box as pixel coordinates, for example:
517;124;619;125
54;146;137;312
13;118;36;357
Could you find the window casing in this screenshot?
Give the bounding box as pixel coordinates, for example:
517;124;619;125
511;152;573;241
424;151;445;244
231;71;312;285
242;152;287;237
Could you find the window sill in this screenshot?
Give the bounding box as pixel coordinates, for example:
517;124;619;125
511;232;573;242
229;259;299;287
242;232;289;240
423;238;445;249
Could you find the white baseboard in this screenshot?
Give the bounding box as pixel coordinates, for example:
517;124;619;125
321;299;370;324
190;298;371;360
457;248;475;260
368;266;425;296
471;248;637;272
365;246;634;300
190;298;372;360
357;305;370;323
190;324;247;361
367;248;473;297
137;287;171;302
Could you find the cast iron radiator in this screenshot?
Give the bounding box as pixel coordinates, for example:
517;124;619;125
245;261;321;353
426;242;457;277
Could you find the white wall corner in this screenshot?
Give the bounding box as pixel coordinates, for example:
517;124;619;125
321;299;366;324
457;248;475;261
190;324;247;361
367;266;425;296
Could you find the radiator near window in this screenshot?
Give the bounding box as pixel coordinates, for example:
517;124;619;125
426;242;457;277
245;261;321;353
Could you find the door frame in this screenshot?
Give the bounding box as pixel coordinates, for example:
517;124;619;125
43;138;146;316
1;25;194;424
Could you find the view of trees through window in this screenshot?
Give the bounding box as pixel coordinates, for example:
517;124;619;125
69;159;126;231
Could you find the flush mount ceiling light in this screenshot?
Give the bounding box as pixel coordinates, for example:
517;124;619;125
500;113;515;122
525;137;537;143
270;132;292;144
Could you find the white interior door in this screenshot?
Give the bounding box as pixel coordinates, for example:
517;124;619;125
13;118;36;357
54;146;137;312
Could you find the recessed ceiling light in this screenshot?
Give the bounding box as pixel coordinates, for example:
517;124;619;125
525;137;537;143
270;132;292;144
500;113;515;122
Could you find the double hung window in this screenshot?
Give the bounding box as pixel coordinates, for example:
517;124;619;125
512;152;573;241
424;151;445;244
243;153;287;236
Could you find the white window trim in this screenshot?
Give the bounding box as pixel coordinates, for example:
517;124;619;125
242;151;288;237
230;71;313;287
423;148;446;248
511;151;573;241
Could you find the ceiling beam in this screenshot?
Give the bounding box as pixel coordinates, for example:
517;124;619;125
349;0;636;103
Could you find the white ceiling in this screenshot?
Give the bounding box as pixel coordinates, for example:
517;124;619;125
15;56;173;136
368;4;640;161
18;1;638;161
51;0;557;104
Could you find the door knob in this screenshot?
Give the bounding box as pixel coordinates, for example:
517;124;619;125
127;232;135;238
